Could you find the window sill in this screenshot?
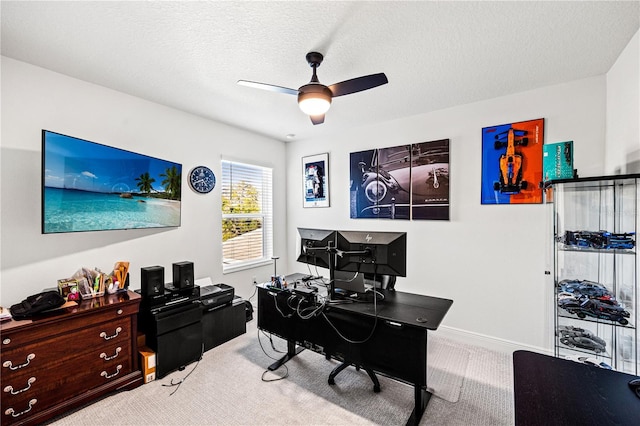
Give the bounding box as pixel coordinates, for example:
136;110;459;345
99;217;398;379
223;258;273;274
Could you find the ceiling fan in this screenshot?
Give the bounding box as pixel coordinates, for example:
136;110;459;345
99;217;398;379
237;52;388;125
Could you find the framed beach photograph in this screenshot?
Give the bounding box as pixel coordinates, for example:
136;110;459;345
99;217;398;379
303;153;329;208
42;130;182;234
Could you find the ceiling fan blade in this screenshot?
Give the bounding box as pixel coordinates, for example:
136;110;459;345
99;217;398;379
310;114;325;125
328;73;388;97
237;80;299;96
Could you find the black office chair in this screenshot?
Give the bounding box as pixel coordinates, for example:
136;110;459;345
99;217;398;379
326;274;395;393
328;360;380;392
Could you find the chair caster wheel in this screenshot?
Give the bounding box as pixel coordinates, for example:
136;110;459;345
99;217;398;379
328;378;335;385
373;385;381;393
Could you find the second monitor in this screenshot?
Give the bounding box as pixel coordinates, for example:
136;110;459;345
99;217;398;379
335;230;407;277
296;228;335;269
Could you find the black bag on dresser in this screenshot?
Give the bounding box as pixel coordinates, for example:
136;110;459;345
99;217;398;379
9;290;65;320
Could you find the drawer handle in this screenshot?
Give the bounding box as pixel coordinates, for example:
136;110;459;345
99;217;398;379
100;347;122;361
100;365;122;379
117;309;123;315
4;377;36;395
3;353;35;370
4;399;37;418
100;327;122;341
3;338;10;345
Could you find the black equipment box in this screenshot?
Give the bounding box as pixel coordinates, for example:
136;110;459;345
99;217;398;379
147;302;203;378
137;284;200;313
201;296;246;352
292;287;317;304
200;283;234;309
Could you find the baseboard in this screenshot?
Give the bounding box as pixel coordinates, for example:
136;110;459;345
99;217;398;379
434;325;553;356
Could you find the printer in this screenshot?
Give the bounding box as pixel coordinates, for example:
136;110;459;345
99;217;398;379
200;283;234;309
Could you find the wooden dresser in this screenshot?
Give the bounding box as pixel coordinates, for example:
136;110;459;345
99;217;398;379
1;291;142;426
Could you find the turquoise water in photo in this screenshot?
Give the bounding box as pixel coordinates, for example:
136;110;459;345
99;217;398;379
44;187;181;233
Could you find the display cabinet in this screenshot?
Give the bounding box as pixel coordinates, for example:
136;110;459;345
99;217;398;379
551;174;639;374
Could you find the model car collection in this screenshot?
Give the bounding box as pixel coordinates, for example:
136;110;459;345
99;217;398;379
561;230;636;250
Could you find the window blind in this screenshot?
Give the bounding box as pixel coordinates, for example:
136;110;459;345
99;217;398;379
221;160;273;271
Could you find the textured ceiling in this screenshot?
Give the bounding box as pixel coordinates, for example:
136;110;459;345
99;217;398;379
1;1;639;142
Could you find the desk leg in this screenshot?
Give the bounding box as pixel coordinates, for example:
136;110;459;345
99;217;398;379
406;386;431;426
268;340;304;371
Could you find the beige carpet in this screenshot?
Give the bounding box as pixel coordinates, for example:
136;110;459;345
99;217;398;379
48;318;512;425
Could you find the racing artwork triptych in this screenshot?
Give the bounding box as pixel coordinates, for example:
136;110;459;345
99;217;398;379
350;139;449;220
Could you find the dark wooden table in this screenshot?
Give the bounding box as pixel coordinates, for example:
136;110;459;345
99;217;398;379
513;350;640;426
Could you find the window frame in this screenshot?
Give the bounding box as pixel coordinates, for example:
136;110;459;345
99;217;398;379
221;159;273;273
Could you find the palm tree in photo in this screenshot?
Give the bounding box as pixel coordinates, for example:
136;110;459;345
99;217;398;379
160;166;181;200
135;172;155;195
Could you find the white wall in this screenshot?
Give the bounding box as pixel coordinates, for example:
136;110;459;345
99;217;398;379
286;76;607;352
606;29;640;174
0;57;287;306
2;45;636;352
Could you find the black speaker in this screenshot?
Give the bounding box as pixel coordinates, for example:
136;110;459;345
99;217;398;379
173;261;194;289
141;266;165;297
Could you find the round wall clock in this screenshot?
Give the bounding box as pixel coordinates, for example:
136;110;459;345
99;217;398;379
188;166;216;194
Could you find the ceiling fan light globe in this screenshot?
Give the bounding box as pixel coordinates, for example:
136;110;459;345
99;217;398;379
298;84;332;116
299;97;331;115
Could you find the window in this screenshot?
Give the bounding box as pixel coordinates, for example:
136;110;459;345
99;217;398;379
221;160;273;272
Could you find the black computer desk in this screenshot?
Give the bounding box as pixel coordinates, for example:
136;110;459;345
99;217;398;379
257;282;453;426
513;350;640;426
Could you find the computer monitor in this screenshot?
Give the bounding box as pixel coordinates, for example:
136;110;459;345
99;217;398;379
335;230;407;277
296;228;336;270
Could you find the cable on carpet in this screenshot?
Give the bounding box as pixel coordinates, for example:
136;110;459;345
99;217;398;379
162;343;205;396
261;364;289;382
257;329;289;381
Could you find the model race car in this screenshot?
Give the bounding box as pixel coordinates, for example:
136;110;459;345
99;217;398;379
558;292;630;325
493;128;528;194
558;279;614;299
557;325;606;353
561;230;636;250
560;335;607;353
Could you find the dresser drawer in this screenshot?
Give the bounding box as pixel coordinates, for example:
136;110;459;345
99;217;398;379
1;320;131;384
2;339;130;390
1;303;137;351
2;356;132;424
